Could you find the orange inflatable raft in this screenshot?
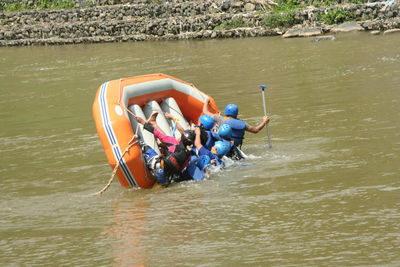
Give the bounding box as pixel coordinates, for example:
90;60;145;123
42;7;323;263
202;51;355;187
92;74;219;188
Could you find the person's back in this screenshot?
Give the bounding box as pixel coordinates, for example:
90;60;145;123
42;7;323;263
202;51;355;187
223;104;247;146
194;127;230;166
199;114;219;150
202;97;270;148
218;123;245;160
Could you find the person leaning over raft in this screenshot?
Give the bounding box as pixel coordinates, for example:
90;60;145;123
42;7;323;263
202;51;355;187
198;114;219;150
202;96;270;147
135;112;195;185
193;126;230;166
217;123;245;160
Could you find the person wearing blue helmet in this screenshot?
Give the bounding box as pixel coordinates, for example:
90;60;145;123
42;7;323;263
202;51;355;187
202;96;270;147
198;114;220;150
217;123;245;160
193;126;229;166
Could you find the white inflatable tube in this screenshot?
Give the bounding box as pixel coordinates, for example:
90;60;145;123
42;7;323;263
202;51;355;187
160;97;190;139
129;104;160;154
143;101;173;137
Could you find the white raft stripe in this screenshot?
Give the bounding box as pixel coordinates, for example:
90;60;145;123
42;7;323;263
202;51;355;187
99;82;137;187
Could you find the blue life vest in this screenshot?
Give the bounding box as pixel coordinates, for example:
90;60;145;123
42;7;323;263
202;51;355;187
203;130;219;150
225;118;246;146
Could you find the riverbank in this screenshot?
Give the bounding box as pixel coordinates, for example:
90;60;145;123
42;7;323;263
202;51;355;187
1;0;399;46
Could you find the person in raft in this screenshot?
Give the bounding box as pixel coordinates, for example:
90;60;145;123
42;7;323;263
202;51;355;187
193;126;230;167
217;123;245;160
135;112;196;185
202;96;270;148
198;114;220;150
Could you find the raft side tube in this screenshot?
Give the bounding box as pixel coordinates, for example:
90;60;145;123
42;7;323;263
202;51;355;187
122;78;206;109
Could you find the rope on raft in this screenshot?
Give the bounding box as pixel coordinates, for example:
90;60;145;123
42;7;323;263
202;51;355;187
91;105;140;196
91;136;138;196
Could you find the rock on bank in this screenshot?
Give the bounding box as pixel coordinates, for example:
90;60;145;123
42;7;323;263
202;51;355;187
0;0;399;46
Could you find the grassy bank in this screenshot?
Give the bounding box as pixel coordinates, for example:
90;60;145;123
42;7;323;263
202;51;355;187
215;0;366;30
270;0;362;25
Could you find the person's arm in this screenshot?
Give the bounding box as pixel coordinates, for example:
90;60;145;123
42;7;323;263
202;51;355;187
135;116;146;126
137;116;165;138
194;127;203;150
202;96;216;117
165;112;185;135
246;116;270;133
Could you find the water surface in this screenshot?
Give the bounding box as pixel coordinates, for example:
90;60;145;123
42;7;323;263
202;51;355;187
1;33;399;266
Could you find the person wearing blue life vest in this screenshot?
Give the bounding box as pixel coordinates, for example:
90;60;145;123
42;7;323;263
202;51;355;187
217;123;245;160
194;126;230;166
174;154;212;183
198;114;220;150
202;96;270;147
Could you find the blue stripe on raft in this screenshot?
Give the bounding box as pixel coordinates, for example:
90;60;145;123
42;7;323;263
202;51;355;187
98;82;137;187
101;84;136;187
100;83;136;186
100;84;116;145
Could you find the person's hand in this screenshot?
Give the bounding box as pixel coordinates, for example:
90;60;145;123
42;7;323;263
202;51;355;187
210;159;216;165
147;111;158;122
194;126;201;135
164;112;175;120
263;116;270;125
136;116;146;125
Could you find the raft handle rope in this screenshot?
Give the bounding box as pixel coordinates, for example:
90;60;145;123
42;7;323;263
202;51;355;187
91;104;144;196
91;135;138;196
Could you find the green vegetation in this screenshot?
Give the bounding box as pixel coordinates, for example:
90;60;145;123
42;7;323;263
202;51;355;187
149;0;163;4
214;17;251;30
261;0;363;28
262;11;297;28
322;8;356;24
273;0;302;12
0;0;76;12
273;0;366;10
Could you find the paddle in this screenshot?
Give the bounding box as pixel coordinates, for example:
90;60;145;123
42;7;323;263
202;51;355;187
260;85;272;149
236;145;248;159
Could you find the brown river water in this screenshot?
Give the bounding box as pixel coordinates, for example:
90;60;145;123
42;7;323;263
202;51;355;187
1;33;399;266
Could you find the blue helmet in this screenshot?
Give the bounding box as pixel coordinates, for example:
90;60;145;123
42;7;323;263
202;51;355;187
218;124;232;139
197;155;211;170
213;141;230;157
224;104;238;117
155;168;167;184
199;114;214;130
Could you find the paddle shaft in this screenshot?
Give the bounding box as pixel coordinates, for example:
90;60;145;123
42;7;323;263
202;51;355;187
261;86;272;149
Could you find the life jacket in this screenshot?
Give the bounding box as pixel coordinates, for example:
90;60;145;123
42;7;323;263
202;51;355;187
164;143;192;175
200;128;218;150
225;117;246;146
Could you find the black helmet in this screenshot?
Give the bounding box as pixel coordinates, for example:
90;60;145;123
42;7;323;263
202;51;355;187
181;130;195;146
